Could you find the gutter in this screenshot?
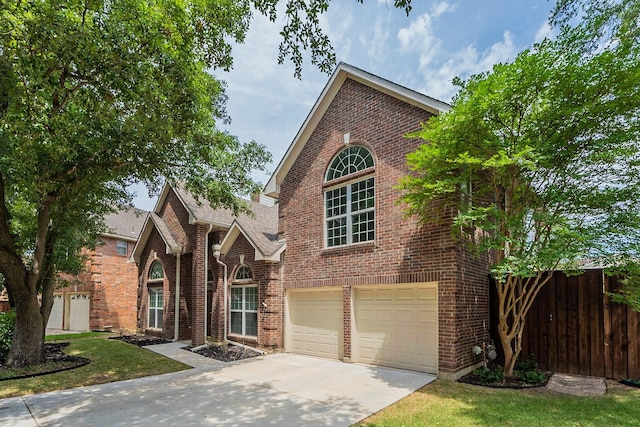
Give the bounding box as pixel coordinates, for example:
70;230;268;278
172;252;181;341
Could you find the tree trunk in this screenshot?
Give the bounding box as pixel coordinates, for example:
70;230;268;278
6;282;45;366
496;272;552;377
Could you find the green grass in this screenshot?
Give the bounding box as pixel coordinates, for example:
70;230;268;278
356;379;640;427
0;336;190;398
44;331;112;341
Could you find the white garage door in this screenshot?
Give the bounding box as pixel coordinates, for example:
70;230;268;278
355;283;438;373
68;293;90;331
287;288;342;360
46;294;64;330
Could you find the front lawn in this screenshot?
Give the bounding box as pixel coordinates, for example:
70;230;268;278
356;379;640;426
0;334;190;398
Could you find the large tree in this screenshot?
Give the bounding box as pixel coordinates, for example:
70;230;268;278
400;0;640;376
0;0;413;367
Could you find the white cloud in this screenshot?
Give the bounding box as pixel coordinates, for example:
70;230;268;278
415;31;518;102
431;1;455;17
534;20;556;43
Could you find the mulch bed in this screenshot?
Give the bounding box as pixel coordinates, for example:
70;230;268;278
188;343;262;362
0;342;90;381
458;370;551;389
110;335;261;362
109;335;172;347
621;379;640;388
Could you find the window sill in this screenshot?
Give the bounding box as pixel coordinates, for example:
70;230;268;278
227;334;258;344
321;241;376;255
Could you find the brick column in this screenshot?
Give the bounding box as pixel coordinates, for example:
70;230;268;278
259;262;284;348
191;224;207;346
343;284;351;362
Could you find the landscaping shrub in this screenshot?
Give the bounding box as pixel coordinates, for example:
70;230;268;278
514;354;547;385
473;365;504;384
0;310;16;363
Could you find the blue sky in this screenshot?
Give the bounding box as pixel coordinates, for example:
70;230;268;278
132;0;556;210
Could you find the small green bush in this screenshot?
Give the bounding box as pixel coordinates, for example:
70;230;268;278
516;369;547;384
514;354;547;385
0;310;16;363
515;354;539;372
473;365;504;384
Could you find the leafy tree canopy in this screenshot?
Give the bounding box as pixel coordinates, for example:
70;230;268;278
400;0;640;374
0;0;413;366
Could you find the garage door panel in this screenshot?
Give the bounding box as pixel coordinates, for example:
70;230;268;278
68;293;90;331
47;294;64;330
287;289;342;360
355;284;438;374
418;287;437;299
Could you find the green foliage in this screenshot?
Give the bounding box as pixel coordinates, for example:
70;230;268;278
473;365;504;384
0;310;16;363
401;1;640;282
514;354;547;385
607;260;640;312
400;0;640;375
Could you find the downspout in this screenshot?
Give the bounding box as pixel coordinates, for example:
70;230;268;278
172;252;181;341
212;244;228;343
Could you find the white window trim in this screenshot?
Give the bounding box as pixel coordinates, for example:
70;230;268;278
229;284;258;337
148;288;163;329
116;239;128;256
324;175;375;248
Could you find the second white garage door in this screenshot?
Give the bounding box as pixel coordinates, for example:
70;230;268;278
286;288;343;360
355;283;438;373
68;293;90;331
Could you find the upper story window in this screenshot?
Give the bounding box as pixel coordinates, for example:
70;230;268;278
324;145;375;248
326;145;374;181
234;265;253;282
149;260;164;281
116;240;128;256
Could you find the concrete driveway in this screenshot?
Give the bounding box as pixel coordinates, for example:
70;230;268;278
2;345;436;426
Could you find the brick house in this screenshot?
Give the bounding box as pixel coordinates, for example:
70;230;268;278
46;208;146;332
132;63;491;379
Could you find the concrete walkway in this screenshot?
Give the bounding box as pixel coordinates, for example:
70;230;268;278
1;342;436;426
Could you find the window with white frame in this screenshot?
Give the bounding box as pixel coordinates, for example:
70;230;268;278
235;265;252;281
148;260;164;329
148;288;163;329
325;145;375;248
116;240;128;256
230;285;258;337
149;260;164;281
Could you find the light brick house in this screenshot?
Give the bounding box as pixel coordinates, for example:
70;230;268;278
47;209;146;332
132;63;491;379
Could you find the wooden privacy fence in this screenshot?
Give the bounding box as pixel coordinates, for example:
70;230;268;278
491;269;640;379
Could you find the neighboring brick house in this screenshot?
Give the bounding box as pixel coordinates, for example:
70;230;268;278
47;208;146;332
132;63;491;379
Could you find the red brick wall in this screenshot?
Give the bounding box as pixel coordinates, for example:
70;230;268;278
137;190;198;341
219;234;284;348
278;78;489;376
55;236;138;332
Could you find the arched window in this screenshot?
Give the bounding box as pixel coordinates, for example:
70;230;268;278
149;260;164;281
235;265;253;281
326;145;374;181
230;264;257;337
147;260;163;329
324;145;375;247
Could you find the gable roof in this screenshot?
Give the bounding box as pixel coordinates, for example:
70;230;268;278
264;62;451;198
103;208;147;241
130;212;181;263
218;205;285;262
131;183;281;263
